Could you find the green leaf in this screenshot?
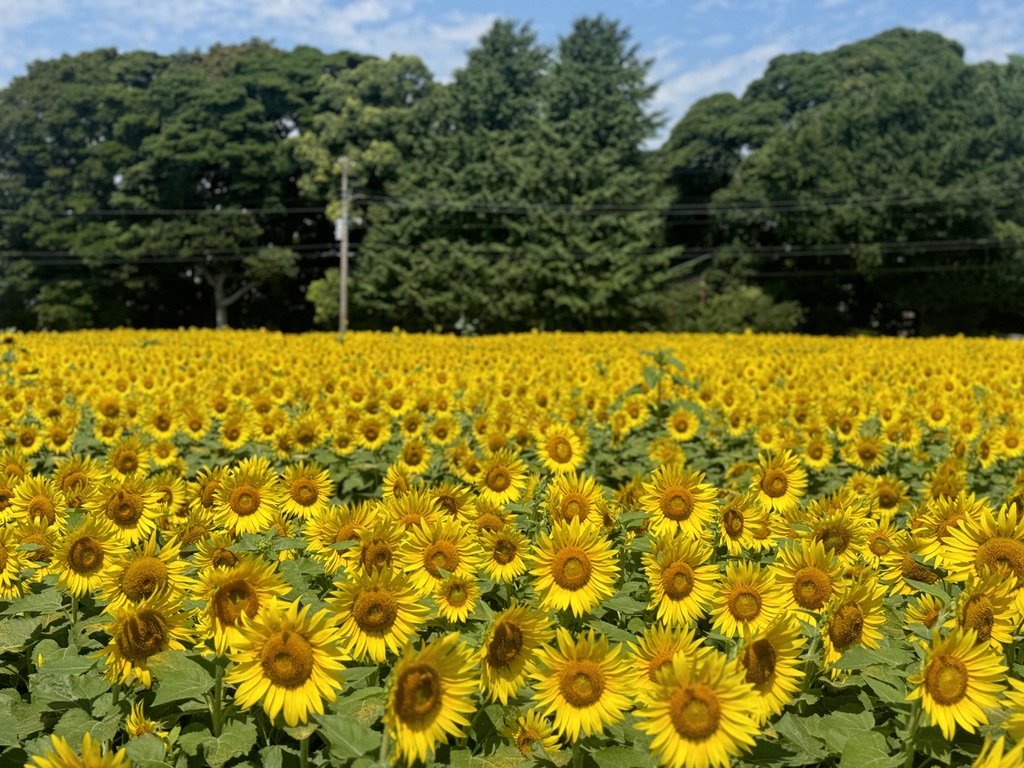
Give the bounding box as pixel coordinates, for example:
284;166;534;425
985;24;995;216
601;595;647;615
449;745;525;768
0;617;40;651
589;620;638;645
316;712;382;759
774;713;828;762
148;650;215;706
903;578;951;604
200;719;258;768
125;733;170;764
591;746;656;768
839;731;900;768
3;590;64;615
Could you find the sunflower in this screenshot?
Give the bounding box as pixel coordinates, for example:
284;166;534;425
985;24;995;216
332;568;430;662
195;555;291;655
751;450;807;515
384;633;478;767
9;476;66;528
973;736;1024;768
665;406;701;442
105;435;150;478
52;515;127;597
536;423;586;474
191;531;241;571
735;616;806;724
914;491;989;567
807;504;872;567
347;521;403;576
714;492;764;555
879;534;943;597
481;526;529;584
13;423;44;455
400;518;483;597
531;627;632;741
226;598;347;727
634;648;758;768
529;517;618;617
187;465;226;516
302;502;373;575
434;573;479;623
545;471;609;526
477;448;528;506
644;532;718;626
629;624;710;703
873;473;910;515
942;502;1024;587
640;465;717;539
802;434;834;470
99;596;192;688
944;572;1017;649
426;415;460;447
1003;678;1024;741
907;628;1007;740
217;409;252;452
905;593;944;637
772;540;842;614
710;562;784;638
397;438;432;475
499;709;560;757
820;578;887;670
98;534;193;612
280;462;333;519
0;524;30;599
863;516;903;568
124;700;168;740
480;604;553;704
355;414;391;452
214;456;282;534
843;434;887;471
26;733;129;768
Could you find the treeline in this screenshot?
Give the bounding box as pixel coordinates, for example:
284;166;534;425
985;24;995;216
1;23;1023;335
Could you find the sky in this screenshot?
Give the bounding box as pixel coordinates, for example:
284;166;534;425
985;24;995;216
1;0;1021;144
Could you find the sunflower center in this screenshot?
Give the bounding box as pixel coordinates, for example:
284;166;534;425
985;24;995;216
116;609;168;664
760;469;789;499
353;589;398;633
445;583;469;606
23;533;52;563
721;508;744;538
558;660;605;708
646;650;676;684
492;537;517;565
260;630;314;689
672;414;689;433
211;548;238;569
662;561;695;600
486;621;524;668
229;485;261;517
791;566;832;610
68;536;104;574
559;494;590;523
289;478;318;506
548;436;574;464
868;535;891;557
742;638;777;686
816;524;851;557
62;471;88;490
728;587;762;621
901;555;939;585
120;556;169;602
878;486;898;509
960;595;994;642
114;451;139;475
486;466;512;493
857;443;877;462
27;496;57;526
0;543;7;572
808;444;824;460
669;684;721;741
925;655;968;706
975;537;1024;581
212;578;260;626
423;541;460;579
827;603;864;650
551;547;592;591
403;445;425;465
361;539;393;571
107;490;144;526
436;495;458;517
394;664;443;725
659;486;694;521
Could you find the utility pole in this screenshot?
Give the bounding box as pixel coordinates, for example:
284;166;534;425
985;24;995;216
337;155;350;336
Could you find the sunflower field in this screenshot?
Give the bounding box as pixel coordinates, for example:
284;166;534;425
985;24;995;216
3;329;1024;768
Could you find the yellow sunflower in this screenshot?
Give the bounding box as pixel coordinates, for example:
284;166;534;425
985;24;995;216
227;598;348;727
98;534;193;612
9;476;66;528
1003;677;1024;741
52;515;127;597
384;633;478;767
536;423;586;474
634;649;758;768
499;709;560;757
477;448;528;506
434;573;480;623
280;462;334;519
400;518;483;597
820;577;887;670
195;555;291;655
481;526;530;584
944;572;1017;649
710;562;784;638
751;450;807;514
735;616;806;724
665;406;701;442
302;502;373;575
715;492;764;555
941;502;1024;587
214;456;283;534
86;475;161;545
0;524;30;599
545;471;609;526
26;733;129;768
397;438;432;475
914;491;990;567
98;596;192;688
480;604;553;704
332;567;430;663
628;624;710;703
105;435;150;478
640;464;717;539
528;517;619;617
644;532;718;626
346;521;403;576
772;540;842;614
973;736;1024;768
531;628;633;741
907;628;1007;740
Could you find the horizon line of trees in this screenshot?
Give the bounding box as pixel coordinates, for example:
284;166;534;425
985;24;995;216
1;22;1023;336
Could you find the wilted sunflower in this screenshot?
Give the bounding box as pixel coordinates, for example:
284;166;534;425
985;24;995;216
536;423;586;474
499;709;560;757
531;628;632;742
772;540;842;614
751;450;807;514
87;475;161;545
711;562;784;638
644;532;718;626
214;456;283;534
98;535;193;612
481;526;529;584
545;471;609;526
195;555;291;655
384;633;478;767
820;578;887;670
640;465;717;539
907;628;1007;740
629;624;710;703
735;616;806;724
52;515;127;597
400;518;483;597
634;649;758;768
477;448;528;506
332;568;429;662
529;517;618;617
99;596;192;688
480;604;553;704
227;598;347;727
280;462;333;519
26;733;129;768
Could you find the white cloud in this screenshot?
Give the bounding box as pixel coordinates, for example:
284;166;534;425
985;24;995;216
917;0;1024;63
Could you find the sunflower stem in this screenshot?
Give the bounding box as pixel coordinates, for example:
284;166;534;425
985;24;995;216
299;734;310;768
571;740;584;768
903;699;921;768
111;681;120;707
378;727;391;766
211;658;225;737
71;594;79;626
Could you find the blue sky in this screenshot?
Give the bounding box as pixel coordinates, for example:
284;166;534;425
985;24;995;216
1;0;1021;143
